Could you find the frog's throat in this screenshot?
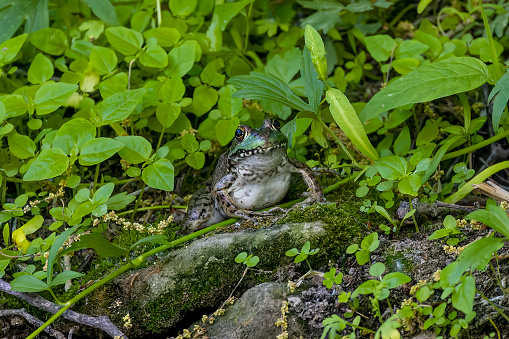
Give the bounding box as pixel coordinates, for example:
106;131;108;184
231;142;287;158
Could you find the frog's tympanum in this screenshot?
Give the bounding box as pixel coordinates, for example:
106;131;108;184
182;119;324;233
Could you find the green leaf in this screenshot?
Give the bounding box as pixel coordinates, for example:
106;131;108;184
105;27;143;55
115;136;152;164
46;224;81;285
0;34;27;64
0;101;5;122
285;248;299;257
1;94;27;119
167;42;196;77
398;173;421;196
301;48;324;114
365;35;397;62
143;28;181;47
53;118;96;155
106;192;136;210
169;0;197;16
216;118;240;146
34;82;78;115
466;199;509;238
246;256;259;267
159;77;185;103
131;235;170;250
93;183;115;205
83;0;119;26
8;133;36;159
353;279;380;297
360;57;489;122
93;88;145;125
228;72;312;112
79;138;124;166
304;25;327;81
142;159;174;191
51;270;84;287
422;136;463;185
488;70;509;134
375;156;408;180
452;275;475;315
382;272;411;289
361;232;379;252
10;275;49;292
68;233;126;257
326;88;378;161
27;53;54;84
23;148;69;181
370;262;386;277
89;46;117;75
140;45;168;68
12;215;44;252
181;134;199;153
355;249;370;265
30;28;68;55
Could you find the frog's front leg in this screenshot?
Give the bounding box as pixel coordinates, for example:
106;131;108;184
212;174;283;220
288;158;325;204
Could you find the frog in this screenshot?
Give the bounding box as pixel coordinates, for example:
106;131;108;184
182;118;324;233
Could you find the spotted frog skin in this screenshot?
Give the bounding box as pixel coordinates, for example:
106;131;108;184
182;119;324;233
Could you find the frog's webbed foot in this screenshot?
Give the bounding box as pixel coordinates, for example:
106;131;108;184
229;206;286;221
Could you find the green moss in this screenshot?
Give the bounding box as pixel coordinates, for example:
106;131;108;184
384;250;414;274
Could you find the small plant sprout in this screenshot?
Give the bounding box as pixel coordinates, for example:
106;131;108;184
346;232;380;266
235;252;259;268
323;268;343;289
286;241;319;271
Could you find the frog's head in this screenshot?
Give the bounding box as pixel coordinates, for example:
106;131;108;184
228;118;288;158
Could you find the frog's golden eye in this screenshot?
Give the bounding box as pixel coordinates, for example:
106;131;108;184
272;120;281;129
235;126;247;141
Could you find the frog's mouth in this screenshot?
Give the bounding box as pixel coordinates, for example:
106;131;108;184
235;142;287;158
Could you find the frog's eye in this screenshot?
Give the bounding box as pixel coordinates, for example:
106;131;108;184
235;126;247;141
272;120;281;129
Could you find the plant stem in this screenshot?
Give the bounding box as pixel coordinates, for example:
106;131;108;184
243;3;253;53
130;181;147;223
92;127;101;191
489;318;501;339
47;289;63;306
479;0;501;82
27;177;350;338
408;197;419;233
477;288;509;322
319;120;362;168
441;128;509;161
155;0;161;27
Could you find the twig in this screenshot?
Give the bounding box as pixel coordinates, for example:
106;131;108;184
0;279;128;338
0;308;65;339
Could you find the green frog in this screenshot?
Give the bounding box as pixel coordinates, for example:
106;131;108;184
182;118;324;233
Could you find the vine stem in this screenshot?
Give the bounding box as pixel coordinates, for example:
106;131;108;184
27;177;352;338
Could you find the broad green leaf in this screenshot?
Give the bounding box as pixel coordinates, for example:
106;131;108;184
105;27;143;55
265;48;301;84
422;136;463;184
131;235;170;249
79;138;124;166
12;215;44;252
115;136;152;164
53;118;96;155
143;28;180;47
27;53;54;84
8;133;36;159
159;77;185;103
1;94;27;119
466;199;509;238
34;82;78;115
30;28;68;55
326;88;378;161
181;134;199;153
167;43;196;77
65;233;126;257
89;46;117;75
301;48;324;114
488;70;509;134
142;159;174;191
106;192;137;210
140;45;168;68
382;272;411;289
92;88;145;125
156;102;180;128
186;152;205;169
51;270;84;286
83;0;119;26
93;183;115;205
23;148;69;181
304;25;327;81
0;34;27;64
361;232;379;252
228;72;312;112
398;173;421;196
169;0;197;16
375;314;401;339
370;262;385;277
365;35;397;62
10;275;49;292
214;0;254;31
216;118;240;146
360;57;489;122
452;276;475;315
375;156;407;180
0;101;5;122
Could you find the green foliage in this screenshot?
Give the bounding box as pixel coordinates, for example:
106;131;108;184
286;241;319;264
235;252;259;268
